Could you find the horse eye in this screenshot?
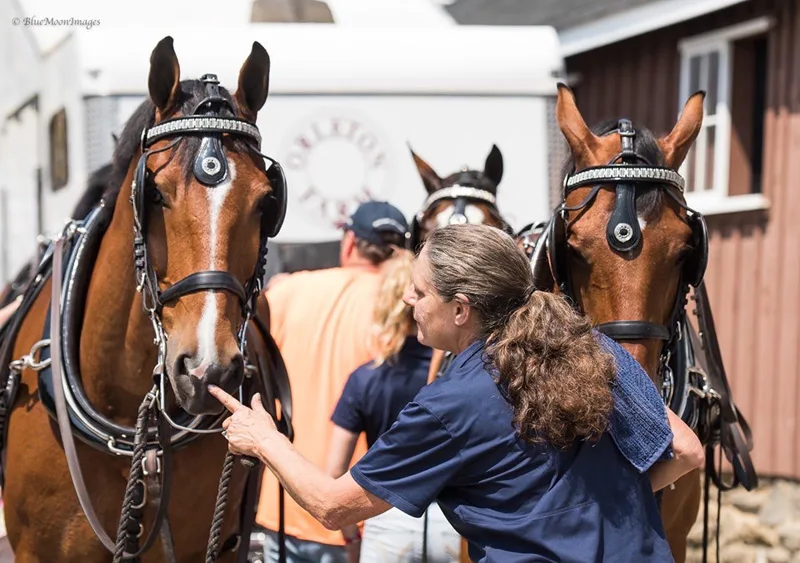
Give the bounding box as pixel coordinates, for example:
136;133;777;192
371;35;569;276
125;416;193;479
565;243;587;265
258;194;278;214
676;246;693;264
148;185;167;207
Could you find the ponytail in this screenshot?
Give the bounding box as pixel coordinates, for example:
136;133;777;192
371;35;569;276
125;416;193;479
485;290;615;450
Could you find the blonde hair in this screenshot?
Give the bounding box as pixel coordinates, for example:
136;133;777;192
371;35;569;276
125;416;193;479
368;249;416;366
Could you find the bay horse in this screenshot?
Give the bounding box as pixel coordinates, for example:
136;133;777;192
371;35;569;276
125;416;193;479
424;86;755;562
0;36;292;561
527;84;756;562
407;144;510;253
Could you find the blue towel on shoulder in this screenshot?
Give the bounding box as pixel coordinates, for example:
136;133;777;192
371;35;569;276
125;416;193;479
595;332;674;473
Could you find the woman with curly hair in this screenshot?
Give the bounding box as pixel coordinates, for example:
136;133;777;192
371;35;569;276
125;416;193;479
325;249;460;562
210;223;703;563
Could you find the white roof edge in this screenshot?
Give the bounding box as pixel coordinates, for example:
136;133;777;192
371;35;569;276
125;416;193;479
73;24;562;97
558;0;749;58
324;0;457;25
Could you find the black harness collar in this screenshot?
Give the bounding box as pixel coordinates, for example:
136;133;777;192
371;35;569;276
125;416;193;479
35;206;223;456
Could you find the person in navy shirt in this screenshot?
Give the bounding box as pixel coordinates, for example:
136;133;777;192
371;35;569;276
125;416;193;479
326;250;459;562
210;224;704;563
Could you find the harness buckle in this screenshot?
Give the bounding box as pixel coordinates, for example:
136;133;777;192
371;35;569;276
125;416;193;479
131;479;147;510
107;437;131;456
9;339;52;373
142;452;161;476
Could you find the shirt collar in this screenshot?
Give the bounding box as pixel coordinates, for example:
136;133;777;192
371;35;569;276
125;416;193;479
446;338;486;375
402;336;434;361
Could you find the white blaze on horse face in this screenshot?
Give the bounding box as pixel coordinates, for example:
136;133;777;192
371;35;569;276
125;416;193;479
435;204;486;228
197;162;236;368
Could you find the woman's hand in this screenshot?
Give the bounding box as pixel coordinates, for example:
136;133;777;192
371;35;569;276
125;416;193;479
208;385;279;461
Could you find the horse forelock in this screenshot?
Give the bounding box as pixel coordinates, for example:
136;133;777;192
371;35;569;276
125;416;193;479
560;119;667;222
106;79;258;209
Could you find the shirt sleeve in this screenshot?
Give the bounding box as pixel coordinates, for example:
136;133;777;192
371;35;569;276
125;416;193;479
602;336;674;472
331;369;366;435
350;401;464;518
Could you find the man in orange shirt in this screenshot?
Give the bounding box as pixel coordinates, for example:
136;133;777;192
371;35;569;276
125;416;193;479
258;201;409;563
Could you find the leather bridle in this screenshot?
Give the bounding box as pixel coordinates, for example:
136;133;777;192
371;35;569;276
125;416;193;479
130;74;287;430
540;118;709;401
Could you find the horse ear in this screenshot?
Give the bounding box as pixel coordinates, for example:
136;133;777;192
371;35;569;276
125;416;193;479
408;145;442;194
148;36;181;114
658;91;705;170
234;42;271;119
555;83;600;164
483;144;503;187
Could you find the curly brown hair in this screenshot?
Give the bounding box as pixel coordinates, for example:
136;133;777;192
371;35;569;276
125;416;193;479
425;224;615;449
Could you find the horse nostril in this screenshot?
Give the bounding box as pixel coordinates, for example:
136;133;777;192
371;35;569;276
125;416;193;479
173;354;205;378
173;354;189;377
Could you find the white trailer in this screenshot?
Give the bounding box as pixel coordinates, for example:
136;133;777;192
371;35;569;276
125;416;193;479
0;16;565;280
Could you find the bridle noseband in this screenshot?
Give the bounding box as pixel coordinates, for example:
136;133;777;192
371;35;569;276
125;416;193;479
130;73;287;430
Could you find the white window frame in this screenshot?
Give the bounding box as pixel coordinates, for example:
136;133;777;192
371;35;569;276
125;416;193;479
678;17;772;214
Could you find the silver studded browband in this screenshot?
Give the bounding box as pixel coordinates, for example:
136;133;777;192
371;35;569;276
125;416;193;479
565;165;685;193
423;186;497;210
145;116;261;147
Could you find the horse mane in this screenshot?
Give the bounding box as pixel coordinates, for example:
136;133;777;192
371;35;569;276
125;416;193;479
70;163;113;220
102;79;254;210
560;119;666;220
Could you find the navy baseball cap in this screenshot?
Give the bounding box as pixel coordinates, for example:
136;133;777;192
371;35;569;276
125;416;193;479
345;201;409;246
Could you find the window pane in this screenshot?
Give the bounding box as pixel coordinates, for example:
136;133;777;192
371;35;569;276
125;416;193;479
704;125;716;192
49;109;69;191
686;145;697;193
707;51;719;115
689;56;702;94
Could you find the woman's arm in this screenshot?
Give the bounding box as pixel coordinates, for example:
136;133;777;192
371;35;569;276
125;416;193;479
262;427;390;529
648;408;705;491
209;386;392;530
324;425;363;559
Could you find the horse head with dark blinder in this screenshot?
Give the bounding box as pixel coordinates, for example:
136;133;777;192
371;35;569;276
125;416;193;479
0;35;290;561
407;144;511;252
534;83;708;562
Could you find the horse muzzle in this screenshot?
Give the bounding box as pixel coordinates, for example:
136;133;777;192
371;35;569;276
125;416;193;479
170;353;244;415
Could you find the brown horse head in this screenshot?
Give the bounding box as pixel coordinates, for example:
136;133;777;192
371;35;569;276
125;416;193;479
111;37;279;415
550;84;706;382
408;144;509;251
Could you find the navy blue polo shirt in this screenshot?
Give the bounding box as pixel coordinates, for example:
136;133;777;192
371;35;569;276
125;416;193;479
332;337;433;448
351;338;674;562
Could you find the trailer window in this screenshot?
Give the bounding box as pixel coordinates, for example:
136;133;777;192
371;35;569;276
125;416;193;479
49;108;69;191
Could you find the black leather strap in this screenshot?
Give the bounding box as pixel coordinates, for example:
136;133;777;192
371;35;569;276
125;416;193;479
693;283;757;491
594;321;671;341
159;271;247;307
606;184;641;253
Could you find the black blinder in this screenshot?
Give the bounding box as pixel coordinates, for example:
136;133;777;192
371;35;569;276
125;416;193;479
263;158;287;239
685;212;709;287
